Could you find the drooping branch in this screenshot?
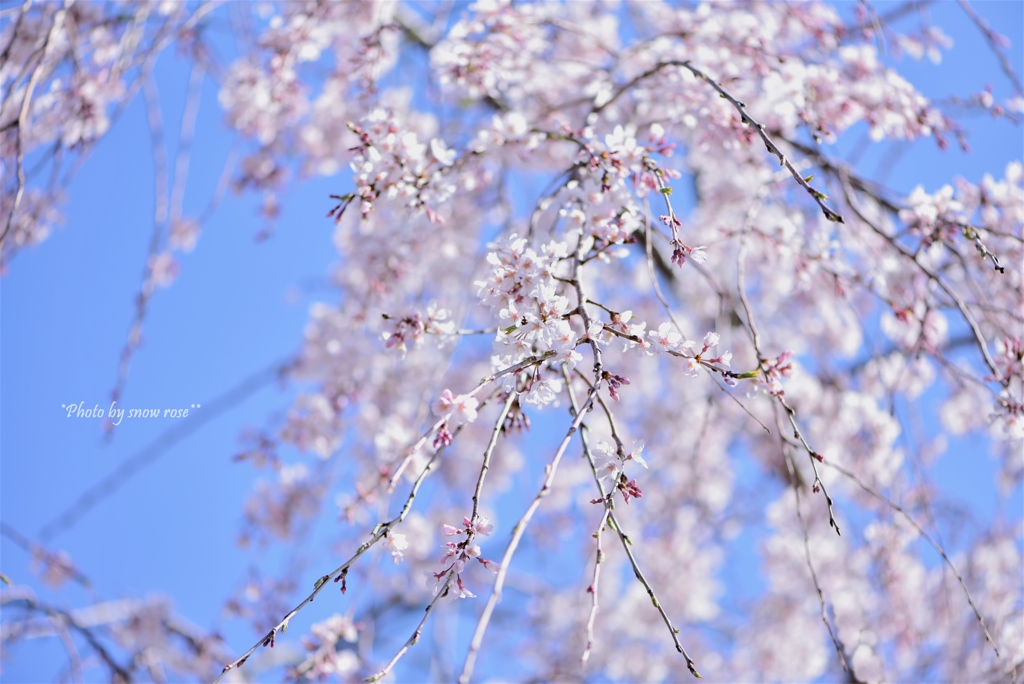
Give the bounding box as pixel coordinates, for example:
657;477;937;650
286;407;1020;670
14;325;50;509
565;368;702;679
824;459;1002;662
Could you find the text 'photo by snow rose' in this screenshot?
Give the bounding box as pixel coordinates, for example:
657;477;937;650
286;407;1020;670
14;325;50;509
61;402;200;425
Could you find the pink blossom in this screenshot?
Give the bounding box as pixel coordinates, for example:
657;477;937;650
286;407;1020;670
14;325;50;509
465;515;493;537
628;440;648;469
432;389;479;425
522;377;562;408
648;322;682;353
594;440;620;482
384;531;409;564
478;558;500;574
455;576;476;599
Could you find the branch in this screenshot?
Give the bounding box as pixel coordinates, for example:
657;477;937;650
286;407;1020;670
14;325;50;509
218;384;517;681
737;225;841;535
840;180;1002;380
387;351;555;489
565;369;702;679
458;236;605;683
470;391;518;522
956;0;1024;97
597;60;844;223
823;459;1002;661
365;573;455;683
369;392;519;679
786;455;849;673
215;441;444;682
4;595;132;682
1;0;72;250
581;507;610;668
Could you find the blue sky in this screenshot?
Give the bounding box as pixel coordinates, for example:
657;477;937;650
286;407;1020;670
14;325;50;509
1;2;1021;681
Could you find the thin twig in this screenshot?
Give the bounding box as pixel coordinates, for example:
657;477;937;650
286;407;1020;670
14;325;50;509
565;368;702;678
672;60;843;223
596;59;843;224
470;392;518;522
169;59;206;227
708;374;772;434
823;459;1002;661
387;351;555;489
365;573;455;683
215;444;445;682
110;75;171;408
786;453;849;672
779;397;841;536
458;378;599;683
581;507;610;668
368;392;518;679
956;0;1024;97
737;225;841;534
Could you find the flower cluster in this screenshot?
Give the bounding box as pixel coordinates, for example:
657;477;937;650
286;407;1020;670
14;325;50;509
654;210;709;270
382;304;456;354
646;326;732;378
293;614;361;680
593;439;648;504
428;516;499;600
431;0;550;102
29;547;79;589
477;234;580;406
220;58;308;147
990;336;1024;441
760;351;795;397
346;108;457;221
280;394;342;459
554;126;663;256
241;464;323;545
384;531;409;564
431;389;480;447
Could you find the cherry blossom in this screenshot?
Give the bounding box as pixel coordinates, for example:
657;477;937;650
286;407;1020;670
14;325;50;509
294;614;361;680
2;1;1021;682
648;322;683;354
384;531;409;564
432;389;479;425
